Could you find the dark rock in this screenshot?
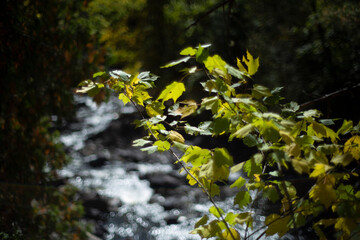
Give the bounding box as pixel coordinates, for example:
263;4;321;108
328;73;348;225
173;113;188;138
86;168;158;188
143;173;183;189
161;196;188;210
87;156;108;168
164;214;179;225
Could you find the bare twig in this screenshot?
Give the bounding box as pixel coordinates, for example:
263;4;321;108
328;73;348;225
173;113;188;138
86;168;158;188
185;0;234;30
299;83;360;110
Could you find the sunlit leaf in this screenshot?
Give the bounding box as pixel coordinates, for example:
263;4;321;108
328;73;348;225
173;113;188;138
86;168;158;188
181;146;211;167
132;138;152;147
204;55;227;75
221;228;241;240
209;206;224;219
161;56;191;68
93;71;106;78
153;140;171;152
168;130;185;144
180;47;197;56
199;158;230;182
109;70;131;81
146;101;165;117
337;120;353;135
229;124;253;141
133;84;152;106
230;177;246;189
157;81;185;103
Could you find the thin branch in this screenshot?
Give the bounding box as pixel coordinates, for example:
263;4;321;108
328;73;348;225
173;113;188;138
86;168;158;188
299;83;360;110
185;0;234;30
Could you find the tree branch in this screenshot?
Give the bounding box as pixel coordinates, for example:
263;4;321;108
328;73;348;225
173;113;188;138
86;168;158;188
185;0;234;30
299;83;360;110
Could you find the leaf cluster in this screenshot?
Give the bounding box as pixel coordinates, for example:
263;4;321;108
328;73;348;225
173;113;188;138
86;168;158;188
79;45;360;240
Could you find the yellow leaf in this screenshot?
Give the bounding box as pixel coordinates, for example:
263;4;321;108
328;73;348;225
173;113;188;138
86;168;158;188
221;228;240;240
310;163;332;178
175;100;198;119
280;131;295;145
168;130;185;144
292;159;309;174
344;135;360;160
265;214;291;237
125;85;133;99
309;183;337;209
335;217;357;236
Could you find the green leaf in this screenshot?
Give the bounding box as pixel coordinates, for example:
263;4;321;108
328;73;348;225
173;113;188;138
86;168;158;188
172;141;189;152
180;47;197;56
109;70;131;81
252;84;271;99
263;185;279;203
133;84;152;106
199;158;230;182
184;124;211;136
209;206;224;219
161;56;191;68
145;101;165;117
231;161;245;174
76;81;98;96
194;215;209;228
331;153;353;167
234;190;251;208
213;148;233;166
195;45;209;63
153;140;171;152
230;177;246;189
229;124;254;141
204;55;227;75
234;212;253;227
212;117;229;135
243;156;262;177
132;139;152;147
226;64;246;80
337;120;353;135
243;134;259;147
265;214;291;237
190;220;221;238
201;96;221;114
93;71;106;78
157;81;185;103
140;145;158;154
181;146;211;167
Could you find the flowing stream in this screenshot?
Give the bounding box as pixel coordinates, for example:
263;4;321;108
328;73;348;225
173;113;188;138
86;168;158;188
59;95;282;240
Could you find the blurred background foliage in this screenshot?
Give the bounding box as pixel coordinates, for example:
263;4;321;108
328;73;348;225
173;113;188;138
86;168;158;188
0;0;359;238
88;0;360;119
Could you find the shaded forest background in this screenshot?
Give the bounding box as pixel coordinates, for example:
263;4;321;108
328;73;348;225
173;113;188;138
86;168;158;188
1;0;359;238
